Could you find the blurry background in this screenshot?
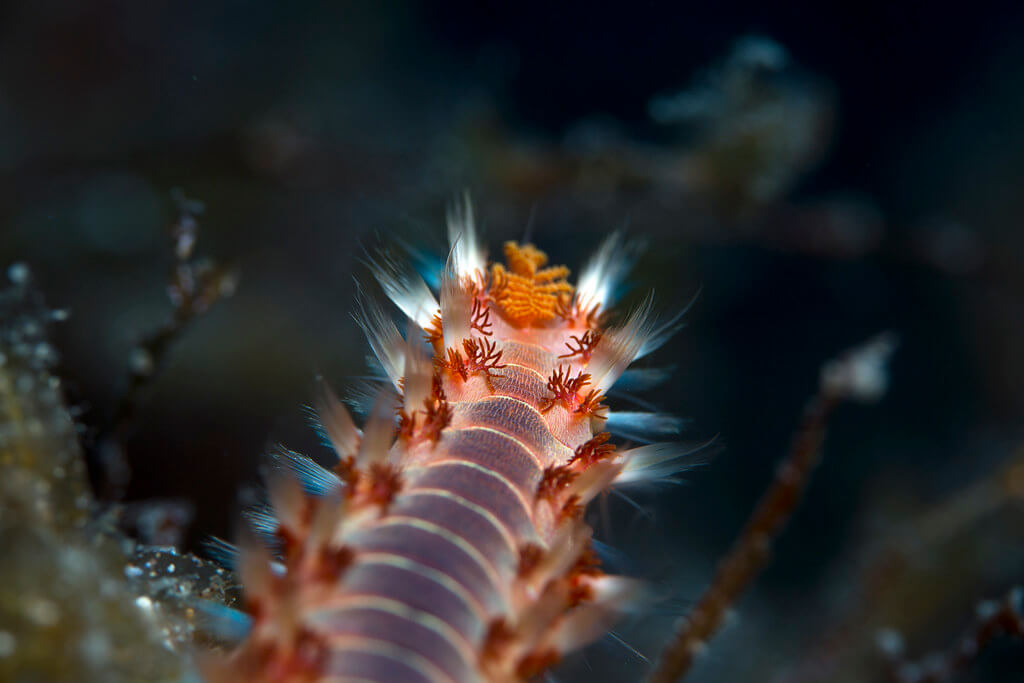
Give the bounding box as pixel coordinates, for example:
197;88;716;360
2;1;1024;680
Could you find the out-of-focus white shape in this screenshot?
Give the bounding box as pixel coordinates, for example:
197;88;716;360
575;231;640;314
367;250;439;329
590;295;656;393
819;332;897;403
269;445;344;497
313;377;362;459
446;192;486;282
550;576;647;653
357;388;398;466
605;410;688;443
353;283;405;388
402;326;432;414
635;288;700;360
440;250;472;350
614;366;674;392
615;441;709;485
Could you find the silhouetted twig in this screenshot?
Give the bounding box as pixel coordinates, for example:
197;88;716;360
649;333;897;683
94;190;237;498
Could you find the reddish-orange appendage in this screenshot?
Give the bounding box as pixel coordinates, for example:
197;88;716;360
556;294;605;329
423;311;443;347
567;544;603;606
568;432;615;468
558;329;603;362
540;365;597;414
360;462;402;511
517;543;545;578
537;464;576;502
470;298;493;336
247;627;326;683
480;618;517;663
414;375;452;445
577;388;607;418
312;545;355;584
559;493;583;521
332;455;358;488
437;337;507;390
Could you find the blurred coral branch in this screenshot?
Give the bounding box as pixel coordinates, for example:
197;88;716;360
881;586;1024;683
649;334;897;682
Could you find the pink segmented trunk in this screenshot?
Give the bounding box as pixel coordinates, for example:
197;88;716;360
317;342;576;682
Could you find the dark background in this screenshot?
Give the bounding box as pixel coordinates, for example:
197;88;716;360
2;1;1024;680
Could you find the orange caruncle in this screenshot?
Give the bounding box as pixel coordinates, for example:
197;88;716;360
207;200;692;683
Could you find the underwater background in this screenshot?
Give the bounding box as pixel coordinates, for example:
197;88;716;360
2;1;1024;680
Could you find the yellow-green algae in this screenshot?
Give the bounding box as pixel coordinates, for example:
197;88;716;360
0;270;198;683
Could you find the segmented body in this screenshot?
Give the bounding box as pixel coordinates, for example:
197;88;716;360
208;202;687;682
324;341;594;682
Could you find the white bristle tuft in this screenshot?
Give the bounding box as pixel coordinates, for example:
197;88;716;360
357;388;398;466
353;283;405;388
440;251;473;350
568;461;624;505
590;294;656;393
614;366;674;392
550;577;646;653
402;328;432;414
264;469;306;535
270;445;344;496
605;410;688;442
237;536;275;600
531;522;593;590
366;250;440;329
635;288;699;360
307;494;346;549
575;231;641;314
614;441;709;485
243;505;279;539
314;378;362;459
446;192;486;282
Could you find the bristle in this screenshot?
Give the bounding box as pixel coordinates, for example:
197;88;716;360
204;536;241;569
237;535;276;602
446;191;486;282
615;366;675;392
605;410;689;442
401;329;432;413
366;249;440;329
244;505;281;540
356;388;398;466
344;379;383;418
306;493;346;550
265;469;307;535
353;283;405;388
635;289;699;359
529;522;593;590
575;231;642;314
207;535;288;576
589;294;657;393
191;600;254;644
313;377;362;459
549;577;646;653
269;446;344;497
566;461;624;505
614;441;708;485
440;252;473;350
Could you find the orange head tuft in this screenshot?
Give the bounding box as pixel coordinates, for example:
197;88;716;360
489;242;573;327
